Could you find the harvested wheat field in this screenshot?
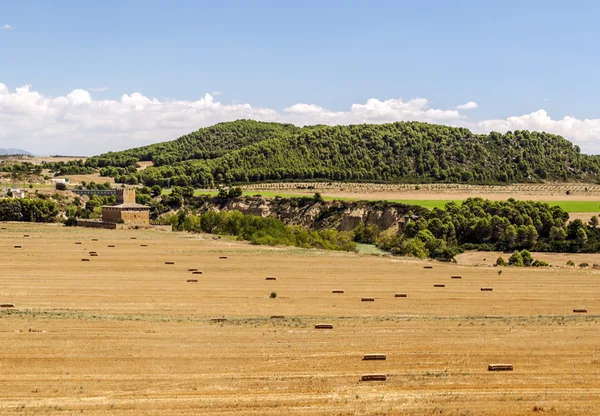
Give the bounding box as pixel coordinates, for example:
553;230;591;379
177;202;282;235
2;224;600;415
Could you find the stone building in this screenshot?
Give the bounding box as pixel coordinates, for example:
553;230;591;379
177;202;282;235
78;187;151;229
101;188;150;227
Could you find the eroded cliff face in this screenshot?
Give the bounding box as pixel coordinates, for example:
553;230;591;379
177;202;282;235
191;196;428;233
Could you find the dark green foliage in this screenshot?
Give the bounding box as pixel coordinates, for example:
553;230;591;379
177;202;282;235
495;256;507;266
377;197;600;260
55;182;67;191
64;216;78;226
0;161;42;175
1;160;94;176
0;198;58;222
84;120;600;187
507;249;544;267
353;223;380;244
228;187;242;198
45;160;94;175
79;181;112;190
86;120;301;169
269;292;277;299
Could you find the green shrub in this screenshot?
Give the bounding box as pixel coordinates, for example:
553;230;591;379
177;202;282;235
579;262;589;268
566;260;575;267
495;256;507;267
508;251;524;266
269;292;277;299
532;260;549;267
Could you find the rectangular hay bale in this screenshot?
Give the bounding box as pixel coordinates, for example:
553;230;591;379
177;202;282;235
270;315;285;319
424;266;433;269
433;284;445;288
0;303;15;308
265;277;277;281
395;293;407;298
481;288;493;291
361;297;375;302
451;275;462;279
165;261;175;265
332;290;344;294
488;364;513;371
186;279;198;283
315;323;333;329
361;374;387;381
363;354;386;361
188;268;198;272
573;308;588;313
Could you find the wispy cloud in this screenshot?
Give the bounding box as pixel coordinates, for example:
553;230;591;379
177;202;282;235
1;24;15;30
210;90;223;96
456;101;478;110
89;87;109;92
1;84;600;155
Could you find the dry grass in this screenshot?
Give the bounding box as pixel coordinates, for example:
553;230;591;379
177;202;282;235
2;223;600;415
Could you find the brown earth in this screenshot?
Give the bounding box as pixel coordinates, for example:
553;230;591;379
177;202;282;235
1;224;600;414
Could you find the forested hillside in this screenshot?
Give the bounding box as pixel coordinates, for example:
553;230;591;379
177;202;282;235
86;120;600;186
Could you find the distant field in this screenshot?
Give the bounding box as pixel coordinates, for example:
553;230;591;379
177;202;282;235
188;190;600;213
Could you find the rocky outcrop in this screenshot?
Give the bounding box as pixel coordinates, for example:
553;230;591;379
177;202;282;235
191;196;429;233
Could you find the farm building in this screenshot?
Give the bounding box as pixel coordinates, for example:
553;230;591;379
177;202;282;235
101;188;150;226
78;188;151;229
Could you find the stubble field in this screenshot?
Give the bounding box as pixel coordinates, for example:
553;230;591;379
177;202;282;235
2;224;600;415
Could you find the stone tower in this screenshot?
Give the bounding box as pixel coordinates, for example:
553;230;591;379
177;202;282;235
115;187;136;204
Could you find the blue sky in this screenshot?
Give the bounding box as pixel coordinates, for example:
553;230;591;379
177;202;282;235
1;0;600;155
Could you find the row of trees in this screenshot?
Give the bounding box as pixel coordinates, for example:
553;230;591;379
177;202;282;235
0;198;59;222
161;209;357;252
375;198;600;260
85;120;600;186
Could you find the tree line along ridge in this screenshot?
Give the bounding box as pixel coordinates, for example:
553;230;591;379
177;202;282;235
79;120;600;187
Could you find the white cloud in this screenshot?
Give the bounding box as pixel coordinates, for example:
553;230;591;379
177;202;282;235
456;101;478;110
1;24;15;30
210;90;223;96
1;83;600;155
89;87;109;92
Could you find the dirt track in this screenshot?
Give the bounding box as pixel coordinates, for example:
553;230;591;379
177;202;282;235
2;224;600;414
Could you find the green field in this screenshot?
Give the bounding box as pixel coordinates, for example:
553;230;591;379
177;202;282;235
171;190;600;213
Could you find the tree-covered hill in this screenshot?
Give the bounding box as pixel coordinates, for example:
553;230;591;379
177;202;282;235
86;120;600;187
86;120;301;168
